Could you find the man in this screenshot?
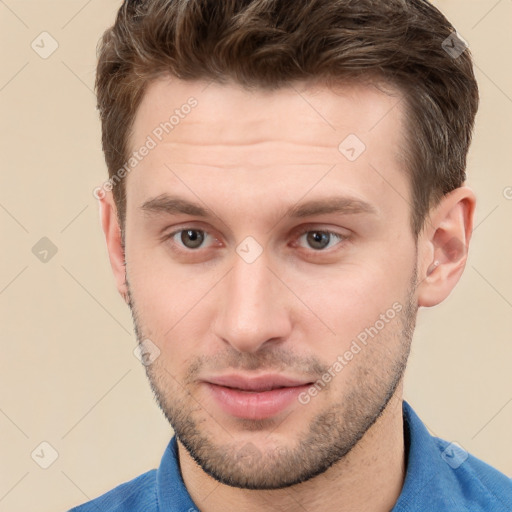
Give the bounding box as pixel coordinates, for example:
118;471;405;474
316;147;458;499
71;0;512;510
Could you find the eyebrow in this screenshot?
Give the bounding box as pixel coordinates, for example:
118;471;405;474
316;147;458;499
140;194;378;219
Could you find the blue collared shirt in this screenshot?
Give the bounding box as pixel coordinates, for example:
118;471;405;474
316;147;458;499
69;400;512;511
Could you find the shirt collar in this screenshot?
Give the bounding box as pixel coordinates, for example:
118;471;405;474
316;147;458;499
156;435;199;511
393;400;481;511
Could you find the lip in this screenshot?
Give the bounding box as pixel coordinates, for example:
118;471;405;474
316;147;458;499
203;374;313;420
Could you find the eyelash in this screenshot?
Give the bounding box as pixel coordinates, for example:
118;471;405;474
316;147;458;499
164;226;348;254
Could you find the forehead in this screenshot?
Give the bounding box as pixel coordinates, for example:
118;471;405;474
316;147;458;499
131;76;404;151
126;76;409;224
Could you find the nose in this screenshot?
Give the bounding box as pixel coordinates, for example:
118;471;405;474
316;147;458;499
212;253;293;354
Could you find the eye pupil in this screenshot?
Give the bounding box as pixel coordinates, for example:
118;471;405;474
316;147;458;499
307;231;330;250
181;229;204;249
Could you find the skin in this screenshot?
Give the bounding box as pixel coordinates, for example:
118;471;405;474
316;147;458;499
100;77;475;512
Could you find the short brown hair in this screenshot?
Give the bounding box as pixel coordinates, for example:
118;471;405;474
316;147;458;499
95;0;479;235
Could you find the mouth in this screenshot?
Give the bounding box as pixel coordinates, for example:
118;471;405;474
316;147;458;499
202;374;314;420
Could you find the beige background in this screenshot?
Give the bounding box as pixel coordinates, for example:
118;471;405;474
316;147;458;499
0;1;511;511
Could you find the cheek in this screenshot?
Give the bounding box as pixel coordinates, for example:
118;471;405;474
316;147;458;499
126;247;221;360
297;261;412;353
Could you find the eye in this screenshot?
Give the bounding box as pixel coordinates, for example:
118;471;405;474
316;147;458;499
168;228;211;250
164;226;348;255
296;229;346;251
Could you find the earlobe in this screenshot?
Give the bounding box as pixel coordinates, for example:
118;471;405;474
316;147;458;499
416;186;476;308
99;193;129;304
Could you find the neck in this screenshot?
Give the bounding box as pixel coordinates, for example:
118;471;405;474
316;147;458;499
178;386;406;512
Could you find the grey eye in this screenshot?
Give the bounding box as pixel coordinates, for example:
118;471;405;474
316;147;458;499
305;231;333;250
179;229;205;249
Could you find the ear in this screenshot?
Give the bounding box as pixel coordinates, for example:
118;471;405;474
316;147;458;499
416;186;476;307
99;192;129;304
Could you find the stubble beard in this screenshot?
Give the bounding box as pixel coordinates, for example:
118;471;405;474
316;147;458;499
126;269;417;490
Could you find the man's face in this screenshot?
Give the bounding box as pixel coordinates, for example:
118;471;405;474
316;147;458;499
123;77;418;489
